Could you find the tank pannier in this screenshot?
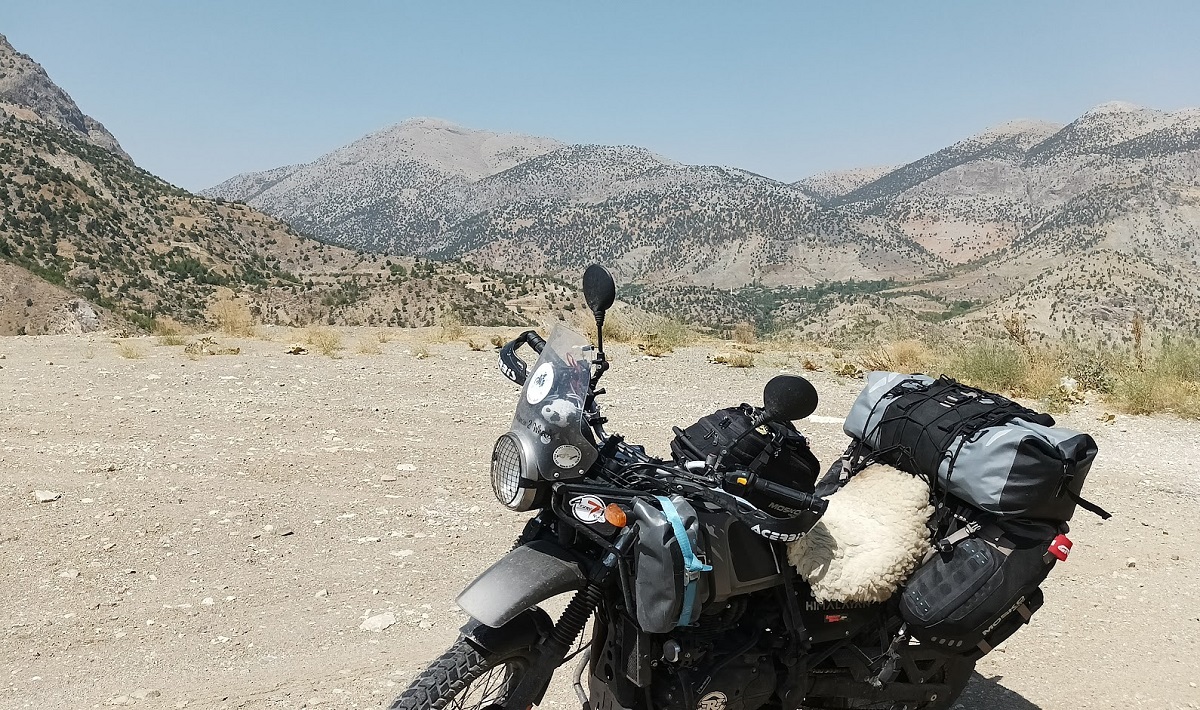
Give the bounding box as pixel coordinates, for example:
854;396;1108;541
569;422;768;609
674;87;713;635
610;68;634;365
843;373;1106;522
671;405;821;513
630;495;712;633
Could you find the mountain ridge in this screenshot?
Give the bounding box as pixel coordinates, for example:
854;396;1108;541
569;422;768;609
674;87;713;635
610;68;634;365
206;102;1200;340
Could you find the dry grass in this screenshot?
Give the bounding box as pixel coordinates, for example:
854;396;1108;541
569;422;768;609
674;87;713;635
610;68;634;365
153;316;189;337
114;340;145;359
732;321;757;344
713;351;754;368
466;338;487;352
858;331;1200;419
412;344;432;360
304;327;343;358
433;313;466;343
600;311;698;357
156;334;188;347
1111;340;1200;417
355;335;382;356
205;296;254;337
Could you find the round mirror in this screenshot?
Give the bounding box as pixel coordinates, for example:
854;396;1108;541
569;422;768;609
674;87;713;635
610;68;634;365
762;374;818;422
582;264;616;315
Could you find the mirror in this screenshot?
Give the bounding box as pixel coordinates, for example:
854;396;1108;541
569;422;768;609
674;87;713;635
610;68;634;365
582;264;616;316
762;374;819;422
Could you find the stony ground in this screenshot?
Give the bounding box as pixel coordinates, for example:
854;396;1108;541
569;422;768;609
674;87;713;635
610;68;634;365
0;329;1197;710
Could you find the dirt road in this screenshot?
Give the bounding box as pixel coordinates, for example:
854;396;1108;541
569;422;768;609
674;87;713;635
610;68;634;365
1;330;1197;709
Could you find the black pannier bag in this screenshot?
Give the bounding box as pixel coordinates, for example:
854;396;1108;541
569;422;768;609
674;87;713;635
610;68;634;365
899;508;1058;657
844;373;1106;521
671;405;821;511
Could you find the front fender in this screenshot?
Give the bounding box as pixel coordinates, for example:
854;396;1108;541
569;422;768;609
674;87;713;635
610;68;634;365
456;539;587;628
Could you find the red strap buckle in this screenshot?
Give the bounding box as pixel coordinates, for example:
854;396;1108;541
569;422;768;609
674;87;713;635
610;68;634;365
1048;534;1073;562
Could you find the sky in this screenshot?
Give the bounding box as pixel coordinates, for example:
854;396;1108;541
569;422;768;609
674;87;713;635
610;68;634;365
5;1;1200;192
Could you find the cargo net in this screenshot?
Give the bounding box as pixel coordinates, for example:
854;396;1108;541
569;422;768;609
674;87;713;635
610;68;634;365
847;376;1052;503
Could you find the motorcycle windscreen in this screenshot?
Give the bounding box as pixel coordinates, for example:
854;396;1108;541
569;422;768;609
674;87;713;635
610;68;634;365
510;324;599;481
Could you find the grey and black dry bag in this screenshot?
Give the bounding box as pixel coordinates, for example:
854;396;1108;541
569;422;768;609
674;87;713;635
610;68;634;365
631;495;712;634
844;372;1107;522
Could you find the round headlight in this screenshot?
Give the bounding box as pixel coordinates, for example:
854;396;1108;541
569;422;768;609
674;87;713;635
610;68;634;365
491;433;534;510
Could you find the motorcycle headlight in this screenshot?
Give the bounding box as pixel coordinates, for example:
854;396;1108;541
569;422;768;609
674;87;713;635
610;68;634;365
491;433;538;511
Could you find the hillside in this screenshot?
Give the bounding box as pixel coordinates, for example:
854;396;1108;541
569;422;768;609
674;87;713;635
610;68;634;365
208;103;1200;341
0;38;593;336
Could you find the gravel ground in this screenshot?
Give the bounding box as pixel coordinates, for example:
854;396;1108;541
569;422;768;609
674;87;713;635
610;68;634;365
0;330;1197;710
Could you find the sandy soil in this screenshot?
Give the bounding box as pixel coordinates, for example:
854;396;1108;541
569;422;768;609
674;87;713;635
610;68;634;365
0;330;1197;710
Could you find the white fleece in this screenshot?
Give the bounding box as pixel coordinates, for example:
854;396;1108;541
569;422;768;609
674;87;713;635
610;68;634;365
787;464;933;603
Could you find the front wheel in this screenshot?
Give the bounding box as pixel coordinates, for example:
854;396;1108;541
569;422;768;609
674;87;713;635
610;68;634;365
388;639;536;710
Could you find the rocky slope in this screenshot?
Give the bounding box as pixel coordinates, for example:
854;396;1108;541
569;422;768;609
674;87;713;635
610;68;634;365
0;33;128;160
208;103;1200;340
0;38;589;336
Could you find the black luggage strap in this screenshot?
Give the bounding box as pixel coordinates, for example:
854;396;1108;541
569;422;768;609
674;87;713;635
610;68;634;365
1068;490;1112;520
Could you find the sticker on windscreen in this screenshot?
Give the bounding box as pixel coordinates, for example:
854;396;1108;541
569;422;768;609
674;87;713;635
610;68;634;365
569;495;606;524
553;445;582;469
525;363;555;405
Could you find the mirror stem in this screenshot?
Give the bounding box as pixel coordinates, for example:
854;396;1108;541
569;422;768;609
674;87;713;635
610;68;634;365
590;312;609;391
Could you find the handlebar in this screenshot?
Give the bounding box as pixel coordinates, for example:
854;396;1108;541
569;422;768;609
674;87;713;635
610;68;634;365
725;472;828;516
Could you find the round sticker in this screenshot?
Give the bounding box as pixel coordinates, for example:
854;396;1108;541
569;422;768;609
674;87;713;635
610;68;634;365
697;692;728;710
553;445;582;468
569;495;606;524
525;363;555;405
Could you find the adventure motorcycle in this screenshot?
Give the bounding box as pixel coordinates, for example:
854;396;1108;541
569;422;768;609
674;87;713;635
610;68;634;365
389;266;977;710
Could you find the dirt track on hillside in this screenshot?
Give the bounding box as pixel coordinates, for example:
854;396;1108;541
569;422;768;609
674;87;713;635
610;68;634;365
1;330;1197;710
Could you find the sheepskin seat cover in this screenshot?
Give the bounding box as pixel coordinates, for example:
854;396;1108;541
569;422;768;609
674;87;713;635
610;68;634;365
787;464;932;603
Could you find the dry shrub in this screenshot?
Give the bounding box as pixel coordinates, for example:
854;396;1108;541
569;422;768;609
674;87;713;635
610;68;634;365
636;319;698;356
376;330;394;344
156;334;188;347
115;341;144;359
489;334;506;348
600;309;638;344
713;351;754;368
732;321;757;344
205;296;254;337
183;336;240;357
951;341;1028;392
860;339;931;373
153;316;189;337
412;344;432;360
305;327;343;357
435;312;466;342
355;335;382;355
801;357;822;371
1112;340;1200;417
467;338;487;352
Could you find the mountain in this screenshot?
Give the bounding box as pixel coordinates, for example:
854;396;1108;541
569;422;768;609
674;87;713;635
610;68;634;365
793;165;898;202
204;121;943;293
208;104;1200;340
0;33;128;160
0;39;582;336
204;118;565;254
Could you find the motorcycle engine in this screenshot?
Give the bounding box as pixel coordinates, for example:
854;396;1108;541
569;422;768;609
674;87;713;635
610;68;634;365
651;600;778;710
653;650;777;710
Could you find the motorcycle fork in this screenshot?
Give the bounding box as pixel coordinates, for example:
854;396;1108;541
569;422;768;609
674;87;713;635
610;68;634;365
503;526;637;710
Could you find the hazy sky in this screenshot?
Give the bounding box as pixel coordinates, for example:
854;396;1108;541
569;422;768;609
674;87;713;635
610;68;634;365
5;1;1199;191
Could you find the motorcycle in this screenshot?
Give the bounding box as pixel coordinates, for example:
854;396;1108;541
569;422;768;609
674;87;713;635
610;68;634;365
389;266;976;710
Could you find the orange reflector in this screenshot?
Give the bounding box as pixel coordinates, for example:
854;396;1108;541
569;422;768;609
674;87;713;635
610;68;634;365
604;503;627;528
